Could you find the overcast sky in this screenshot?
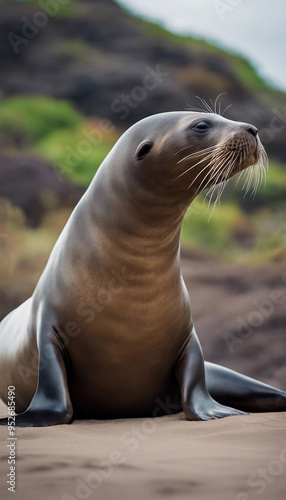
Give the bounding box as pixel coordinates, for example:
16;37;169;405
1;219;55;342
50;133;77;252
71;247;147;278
116;0;286;92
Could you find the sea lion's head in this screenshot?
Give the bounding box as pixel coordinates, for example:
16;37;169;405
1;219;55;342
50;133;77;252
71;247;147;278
117;112;267;209
172;112;267;195
101;111;268;225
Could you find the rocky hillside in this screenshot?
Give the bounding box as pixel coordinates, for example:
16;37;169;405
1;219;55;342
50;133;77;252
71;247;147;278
1;0;285;161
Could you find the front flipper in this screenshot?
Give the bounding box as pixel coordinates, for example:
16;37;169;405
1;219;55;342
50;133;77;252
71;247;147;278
0;409;71;428
0;315;73;427
175;328;246;421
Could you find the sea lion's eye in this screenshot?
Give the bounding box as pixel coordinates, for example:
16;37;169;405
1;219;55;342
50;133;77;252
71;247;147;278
192;121;212;132
135;141;154;160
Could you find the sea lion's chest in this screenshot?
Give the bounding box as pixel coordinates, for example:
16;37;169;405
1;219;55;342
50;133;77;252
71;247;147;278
66;264;191;358
62;266;191;416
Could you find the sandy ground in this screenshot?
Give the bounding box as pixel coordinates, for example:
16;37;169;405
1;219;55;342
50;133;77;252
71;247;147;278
0;405;286;500
0;250;285;499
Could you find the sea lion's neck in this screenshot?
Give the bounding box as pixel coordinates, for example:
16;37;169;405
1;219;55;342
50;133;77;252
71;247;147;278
86;168;194;269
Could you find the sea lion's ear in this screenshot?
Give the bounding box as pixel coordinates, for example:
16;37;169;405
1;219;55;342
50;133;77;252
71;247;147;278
135;141;154;160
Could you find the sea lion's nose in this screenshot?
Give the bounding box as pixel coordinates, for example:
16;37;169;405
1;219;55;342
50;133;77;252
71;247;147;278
246;125;258;138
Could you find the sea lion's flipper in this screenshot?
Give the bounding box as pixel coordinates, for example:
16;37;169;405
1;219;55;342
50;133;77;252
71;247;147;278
175;328;246;420
0;316;73;427
205;361;286;412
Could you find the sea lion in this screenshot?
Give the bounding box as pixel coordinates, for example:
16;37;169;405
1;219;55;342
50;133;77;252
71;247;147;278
0;111;285;427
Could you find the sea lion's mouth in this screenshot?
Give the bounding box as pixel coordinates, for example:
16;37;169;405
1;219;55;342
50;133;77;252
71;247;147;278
226;132;258;167
175;133;268;203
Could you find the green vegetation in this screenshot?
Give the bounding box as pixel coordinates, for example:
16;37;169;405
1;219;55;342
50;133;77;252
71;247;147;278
0;96;117;185
181;200;251;252
2;90;286;263
221;161;286;208
35;126;116;185
260;162;286;199
0;96;81;146
137;18;224;55
181;185;286;264
1;94;286;263
179;157;286;264
56;40;103;63
228;55;268;92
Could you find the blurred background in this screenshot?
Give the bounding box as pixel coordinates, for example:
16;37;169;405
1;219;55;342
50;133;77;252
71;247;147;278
0;0;285;384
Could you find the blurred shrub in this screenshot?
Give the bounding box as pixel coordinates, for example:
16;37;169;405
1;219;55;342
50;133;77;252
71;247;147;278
181;201;253;253
228;55;268;91
0;96;118;186
249;204;286;263
222;161;286;209
181;196;286;263
257;162;286;201
34;120;117;185
56;40;105;63
0;198;71;320
0;96;82;147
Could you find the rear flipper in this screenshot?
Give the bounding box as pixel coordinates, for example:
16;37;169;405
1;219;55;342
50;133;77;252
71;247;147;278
0;315;73;427
205;361;286;412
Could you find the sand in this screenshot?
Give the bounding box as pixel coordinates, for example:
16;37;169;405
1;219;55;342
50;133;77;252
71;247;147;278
0;251;285;499
0;402;286;500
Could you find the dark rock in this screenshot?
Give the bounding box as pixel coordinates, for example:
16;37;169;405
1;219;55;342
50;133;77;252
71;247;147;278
0;154;85;227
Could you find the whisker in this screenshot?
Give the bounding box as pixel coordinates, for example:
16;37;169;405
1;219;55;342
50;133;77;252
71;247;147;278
186;160;215;190
176;148;220;173
251;162;262;197
173;144;193;157
195;96;213;114
187;150;229;191
175;134;268;221
221;104;232;117
206;175;228;215
175;153;216;181
203;152;237;218
197;159;225;194
234;170;244;187
175;144;218;158
196;155;228;196
214;92;227;115
208;163;230;202
199;150;233;191
242;167;252;196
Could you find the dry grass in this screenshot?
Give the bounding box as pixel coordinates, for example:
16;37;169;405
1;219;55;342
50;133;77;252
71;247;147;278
0;200;72;319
